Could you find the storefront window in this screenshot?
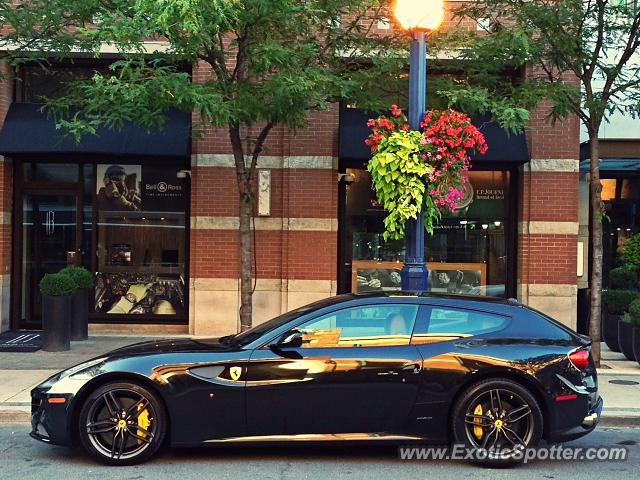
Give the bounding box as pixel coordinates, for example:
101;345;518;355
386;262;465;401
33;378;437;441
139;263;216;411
94;163;187;316
601;175;640;287
345;168;511;297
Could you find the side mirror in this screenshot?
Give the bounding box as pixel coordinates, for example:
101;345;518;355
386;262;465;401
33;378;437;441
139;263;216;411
272;331;303;349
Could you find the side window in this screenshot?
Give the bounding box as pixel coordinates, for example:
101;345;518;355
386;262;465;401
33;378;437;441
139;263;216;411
296;304;418;347
411;307;508;344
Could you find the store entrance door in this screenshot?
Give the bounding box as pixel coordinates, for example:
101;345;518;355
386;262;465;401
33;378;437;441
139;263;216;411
19;192;80;329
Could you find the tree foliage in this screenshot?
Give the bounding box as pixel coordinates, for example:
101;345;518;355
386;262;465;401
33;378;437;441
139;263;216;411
622;233;640;271
0;0;411;330
0;0;409;135
440;0;640;134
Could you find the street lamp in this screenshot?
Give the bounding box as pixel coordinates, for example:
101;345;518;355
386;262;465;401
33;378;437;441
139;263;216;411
393;0;445;292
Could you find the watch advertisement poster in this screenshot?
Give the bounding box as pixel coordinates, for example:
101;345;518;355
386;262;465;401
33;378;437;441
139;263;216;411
96;164;185;212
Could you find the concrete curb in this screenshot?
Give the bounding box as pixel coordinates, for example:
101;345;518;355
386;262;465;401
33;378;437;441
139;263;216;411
0;409;30;423
600;415;640;428
598;370;640;376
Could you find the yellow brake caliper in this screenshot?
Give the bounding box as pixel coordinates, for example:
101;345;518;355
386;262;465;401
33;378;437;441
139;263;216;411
473;404;483;440
137;404;151;445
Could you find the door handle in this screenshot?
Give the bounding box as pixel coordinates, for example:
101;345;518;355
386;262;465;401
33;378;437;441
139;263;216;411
402;363;422;374
45;211;55;235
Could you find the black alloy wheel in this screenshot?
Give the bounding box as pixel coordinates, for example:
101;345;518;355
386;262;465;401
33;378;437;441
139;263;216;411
78;382;166;466
451;379;543;465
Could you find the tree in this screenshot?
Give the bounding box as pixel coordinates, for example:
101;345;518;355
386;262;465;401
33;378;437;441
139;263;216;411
0;0;407;331
433;0;640;365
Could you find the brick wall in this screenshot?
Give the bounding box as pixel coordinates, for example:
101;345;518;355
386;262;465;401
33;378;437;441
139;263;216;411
189;104;340;282
0;60;12;332
518;80;580;327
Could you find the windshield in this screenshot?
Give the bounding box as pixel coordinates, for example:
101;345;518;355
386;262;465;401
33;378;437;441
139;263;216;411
228;297;345;347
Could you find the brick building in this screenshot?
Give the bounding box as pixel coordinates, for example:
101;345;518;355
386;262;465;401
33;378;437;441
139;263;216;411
0;14;583;337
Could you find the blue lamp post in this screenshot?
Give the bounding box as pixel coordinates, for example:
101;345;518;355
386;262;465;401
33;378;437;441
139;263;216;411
393;0;445;292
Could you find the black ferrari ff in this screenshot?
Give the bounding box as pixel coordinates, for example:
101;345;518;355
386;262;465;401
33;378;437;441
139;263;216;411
30;293;602;465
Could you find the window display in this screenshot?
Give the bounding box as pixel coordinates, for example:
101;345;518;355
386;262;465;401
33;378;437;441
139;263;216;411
95;273;184;315
95;163;188;316
344;169;511;297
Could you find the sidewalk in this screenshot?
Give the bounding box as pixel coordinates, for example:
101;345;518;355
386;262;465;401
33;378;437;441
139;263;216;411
0;334;170;422
1;336;639;426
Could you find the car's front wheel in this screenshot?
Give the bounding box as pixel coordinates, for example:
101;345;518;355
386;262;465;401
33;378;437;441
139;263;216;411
78;381;166;466
451;378;543;466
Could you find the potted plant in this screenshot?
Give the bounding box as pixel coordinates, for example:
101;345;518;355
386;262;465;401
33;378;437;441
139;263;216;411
39;273;76;352
609;266;638;290
601;289;637;352
629;299;640;366
618;312;637;361
59;266;93;341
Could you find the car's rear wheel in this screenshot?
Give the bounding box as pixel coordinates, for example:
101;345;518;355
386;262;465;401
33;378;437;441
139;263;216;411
78;381;166;466
451;379;543;466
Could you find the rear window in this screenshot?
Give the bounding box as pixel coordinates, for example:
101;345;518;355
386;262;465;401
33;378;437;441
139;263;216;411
412;306;509;344
519;309;574;340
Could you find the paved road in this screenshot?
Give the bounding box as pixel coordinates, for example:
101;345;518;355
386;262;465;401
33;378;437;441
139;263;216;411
0;425;639;479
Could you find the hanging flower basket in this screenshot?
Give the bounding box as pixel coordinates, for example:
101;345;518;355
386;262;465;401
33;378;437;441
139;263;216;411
365;106;488;240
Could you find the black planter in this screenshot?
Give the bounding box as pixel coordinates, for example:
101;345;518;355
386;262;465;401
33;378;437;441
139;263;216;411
618;320;636;361
42;294;71;352
602;312;622;352
632;326;640;366
70;288;89;341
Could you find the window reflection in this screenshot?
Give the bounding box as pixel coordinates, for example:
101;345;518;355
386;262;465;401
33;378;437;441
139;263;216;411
345;169;510;297
296;305;418;347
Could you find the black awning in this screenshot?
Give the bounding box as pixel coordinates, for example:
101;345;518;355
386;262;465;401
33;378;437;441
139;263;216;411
0;103;190;157
580;158;640;172
338;106;529;166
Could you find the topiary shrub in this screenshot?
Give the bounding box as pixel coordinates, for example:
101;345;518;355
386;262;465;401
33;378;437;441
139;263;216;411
602;289;639;315
59;265;94;289
609;267;638;290
39;273;76;297
629;299;640;326
621;233;640;271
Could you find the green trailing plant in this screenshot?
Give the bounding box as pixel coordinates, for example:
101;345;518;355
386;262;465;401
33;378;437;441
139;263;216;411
602;290;639;316
39;273;76;297
609;267;637;290
621;234;640;272
628;299;640;327
59;265;94;290
365;107;487;240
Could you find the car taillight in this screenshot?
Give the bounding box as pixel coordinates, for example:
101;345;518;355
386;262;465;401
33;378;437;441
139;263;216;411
568;348;590;370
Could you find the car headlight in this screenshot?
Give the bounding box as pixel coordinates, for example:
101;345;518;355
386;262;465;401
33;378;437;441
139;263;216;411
59;357;107;379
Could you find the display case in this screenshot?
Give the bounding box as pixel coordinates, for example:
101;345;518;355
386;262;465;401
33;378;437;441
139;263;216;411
351;260;487;295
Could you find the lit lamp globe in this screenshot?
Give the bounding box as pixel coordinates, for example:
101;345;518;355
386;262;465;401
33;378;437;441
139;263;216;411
393;0;445;31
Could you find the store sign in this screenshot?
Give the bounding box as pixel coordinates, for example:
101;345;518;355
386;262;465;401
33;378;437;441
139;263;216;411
96;164;185;212
444;172;508;219
142;167;185;212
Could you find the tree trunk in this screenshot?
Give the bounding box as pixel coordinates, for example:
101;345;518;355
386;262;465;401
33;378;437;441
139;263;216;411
229;123;254;332
238;187;253;332
588;134;602;367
